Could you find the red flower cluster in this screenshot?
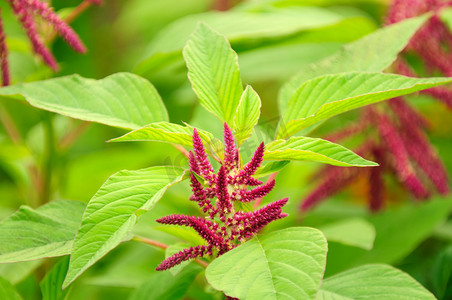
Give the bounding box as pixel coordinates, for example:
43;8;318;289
302;103;449;212
388;0;452;108
301;0;452;212
156;124;288;271
0;0;100;86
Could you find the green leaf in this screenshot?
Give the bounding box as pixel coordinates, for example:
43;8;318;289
183;23;243;124
0;277;21;300
326;197;452;276
40;257;70;300
279;15;428;111
264;136;377;167
233;86;261;146
254;161;290;178
318;264;435;300
0;261;42;285
431;244;452;299
135;7;343;76
110;122;215;148
276;72;452;139
0;73;168;129
206;227;327;300
239;16;377;82
440;7;452;32
319;218;375;250
0;200;85;263
129;264;202;300
154;226;206;246
63;166;186;288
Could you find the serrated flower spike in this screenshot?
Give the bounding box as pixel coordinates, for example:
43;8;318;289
0;0;100;85
156;123;288;271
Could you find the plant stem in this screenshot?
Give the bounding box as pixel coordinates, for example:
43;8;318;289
172;144;189;159
0;104;22;145
133;236;168;249
59;121;90;150
253;172;278;209
40;112;56;205
133;236;209;268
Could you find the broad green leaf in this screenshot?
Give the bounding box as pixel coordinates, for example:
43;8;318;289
40;257;70;300
0;200;85;263
129;264;202;300
183;23;243;124
0;73;168;129
233;86;261;146
135;7;343;76
110;122;222;158
319;218;375;250
206;227;327;300
279;15;428;111
264;136;377;167
276;72;452;139
326;197;452;276
63;166;186;288
0;277;21;300
254;161;290;178
110;122;215;148
318;264;435;300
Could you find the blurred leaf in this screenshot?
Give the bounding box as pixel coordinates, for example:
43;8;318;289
154;226;206;247
319;218;375;250
279;15;428;111
440;7;452;32
0;73;168;129
206;227;327;300
0;277;21;300
326;197;452;276
129;263;201;300
264;136;377;167
183;23;243;125
239;16;377;81
254;161;290;178
40;257;70;300
0;200;85;263
318;264;435;299
0;261;42;285
277;72;452;139
431;244;452;299
135;7;343;76
240;43;343;82
110;122;214;148
63;166;185;288
233;86;261;146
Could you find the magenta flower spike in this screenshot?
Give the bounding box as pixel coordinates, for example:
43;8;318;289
155;123;288;271
0;0;98;85
301;1;452;212
25;0;87;53
0;11;9;86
